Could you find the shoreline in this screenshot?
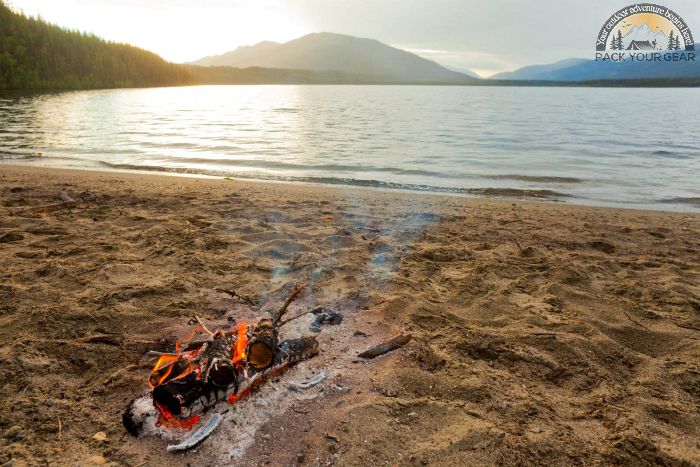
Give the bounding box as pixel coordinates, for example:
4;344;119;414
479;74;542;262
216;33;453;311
2;163;698;215
1;164;698;465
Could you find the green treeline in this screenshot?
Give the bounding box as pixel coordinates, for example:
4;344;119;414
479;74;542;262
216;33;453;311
0;1;192;90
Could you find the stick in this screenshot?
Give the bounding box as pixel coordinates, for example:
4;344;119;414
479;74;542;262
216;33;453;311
214;287;257;306
358;334;412;359
13;191;78;215
146;351;181;358
195;315;214;336
272;283;306;326
76;335;172;353
278;310;312;327
623;310;650;331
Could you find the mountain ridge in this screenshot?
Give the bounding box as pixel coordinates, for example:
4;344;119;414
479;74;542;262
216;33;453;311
191;32;476;83
490;55;700;81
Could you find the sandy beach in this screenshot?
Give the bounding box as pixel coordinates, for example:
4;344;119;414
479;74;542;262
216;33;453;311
0;165;698;466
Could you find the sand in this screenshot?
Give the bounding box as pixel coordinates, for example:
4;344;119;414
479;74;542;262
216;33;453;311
0;165;698;466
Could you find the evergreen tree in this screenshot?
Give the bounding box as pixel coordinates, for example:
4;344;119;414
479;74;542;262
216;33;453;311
0;1;193;90
668;30;675;50
617;30;624;50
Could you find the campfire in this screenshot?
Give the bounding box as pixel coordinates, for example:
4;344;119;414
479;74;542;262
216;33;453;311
123;284;320;450
121;282;411;454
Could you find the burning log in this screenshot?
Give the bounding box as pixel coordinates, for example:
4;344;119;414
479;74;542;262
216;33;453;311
148;335;319;422
246;318;277;370
123;284;318;439
245;283;306;370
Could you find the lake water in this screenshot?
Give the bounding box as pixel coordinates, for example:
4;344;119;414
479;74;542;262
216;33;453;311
1;85;699;212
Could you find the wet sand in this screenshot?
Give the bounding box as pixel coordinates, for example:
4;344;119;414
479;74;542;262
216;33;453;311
0;165;698;466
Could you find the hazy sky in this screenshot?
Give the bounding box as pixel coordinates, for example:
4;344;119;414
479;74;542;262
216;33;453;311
7;0;700;76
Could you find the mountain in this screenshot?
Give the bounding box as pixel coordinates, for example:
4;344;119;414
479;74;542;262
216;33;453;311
490;59;589;80
0;1;191;90
191;32;476;83
490;56;700;81
193;41;280;67
445;66;481;78
621;23;667;50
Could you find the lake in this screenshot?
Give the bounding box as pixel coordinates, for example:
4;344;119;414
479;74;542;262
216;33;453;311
1;85;699;211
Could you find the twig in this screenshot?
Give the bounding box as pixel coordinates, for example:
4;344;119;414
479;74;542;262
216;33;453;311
195;315;215;336
623;310;650;331
57;416;62;439
76;335;172;353
13;190;78;215
214;287;258;307
145;351;180;358
272;283;306;326
279;310;312;327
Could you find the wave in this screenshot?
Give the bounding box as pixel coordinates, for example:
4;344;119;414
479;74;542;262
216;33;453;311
101;157;452;178
96;161;571;200
483;174;584;183
0;151;43;159
659;197;700;207
650;150;693;160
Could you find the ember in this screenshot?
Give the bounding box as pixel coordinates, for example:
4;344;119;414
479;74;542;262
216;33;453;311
123;284;319;441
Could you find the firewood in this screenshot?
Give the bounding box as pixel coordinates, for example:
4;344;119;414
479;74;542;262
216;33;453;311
358;334;412;359
201;331;237;387
146;336;319;421
245;284;306;369
246;318;277;370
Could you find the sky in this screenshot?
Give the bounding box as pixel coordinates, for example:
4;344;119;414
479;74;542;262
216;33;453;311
6;0;700;76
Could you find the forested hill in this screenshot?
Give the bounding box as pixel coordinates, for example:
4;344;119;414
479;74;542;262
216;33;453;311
0;1;192;90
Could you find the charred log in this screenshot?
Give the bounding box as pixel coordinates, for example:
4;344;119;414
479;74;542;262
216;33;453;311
358;334;412;359
201;331;237;387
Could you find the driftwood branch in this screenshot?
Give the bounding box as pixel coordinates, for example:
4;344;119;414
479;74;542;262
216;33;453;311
13;190;78;215
358;334;412;359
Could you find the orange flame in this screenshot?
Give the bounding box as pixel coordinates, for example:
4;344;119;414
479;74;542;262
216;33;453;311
149;354;181;388
233;322;248;363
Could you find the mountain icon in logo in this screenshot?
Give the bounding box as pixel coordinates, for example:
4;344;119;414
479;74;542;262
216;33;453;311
596;4;694;54
622;23;667;50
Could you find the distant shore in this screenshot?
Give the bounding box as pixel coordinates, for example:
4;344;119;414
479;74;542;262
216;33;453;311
1;165;698;465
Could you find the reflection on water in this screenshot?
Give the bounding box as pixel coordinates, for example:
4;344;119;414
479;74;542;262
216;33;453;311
0;85;699;211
